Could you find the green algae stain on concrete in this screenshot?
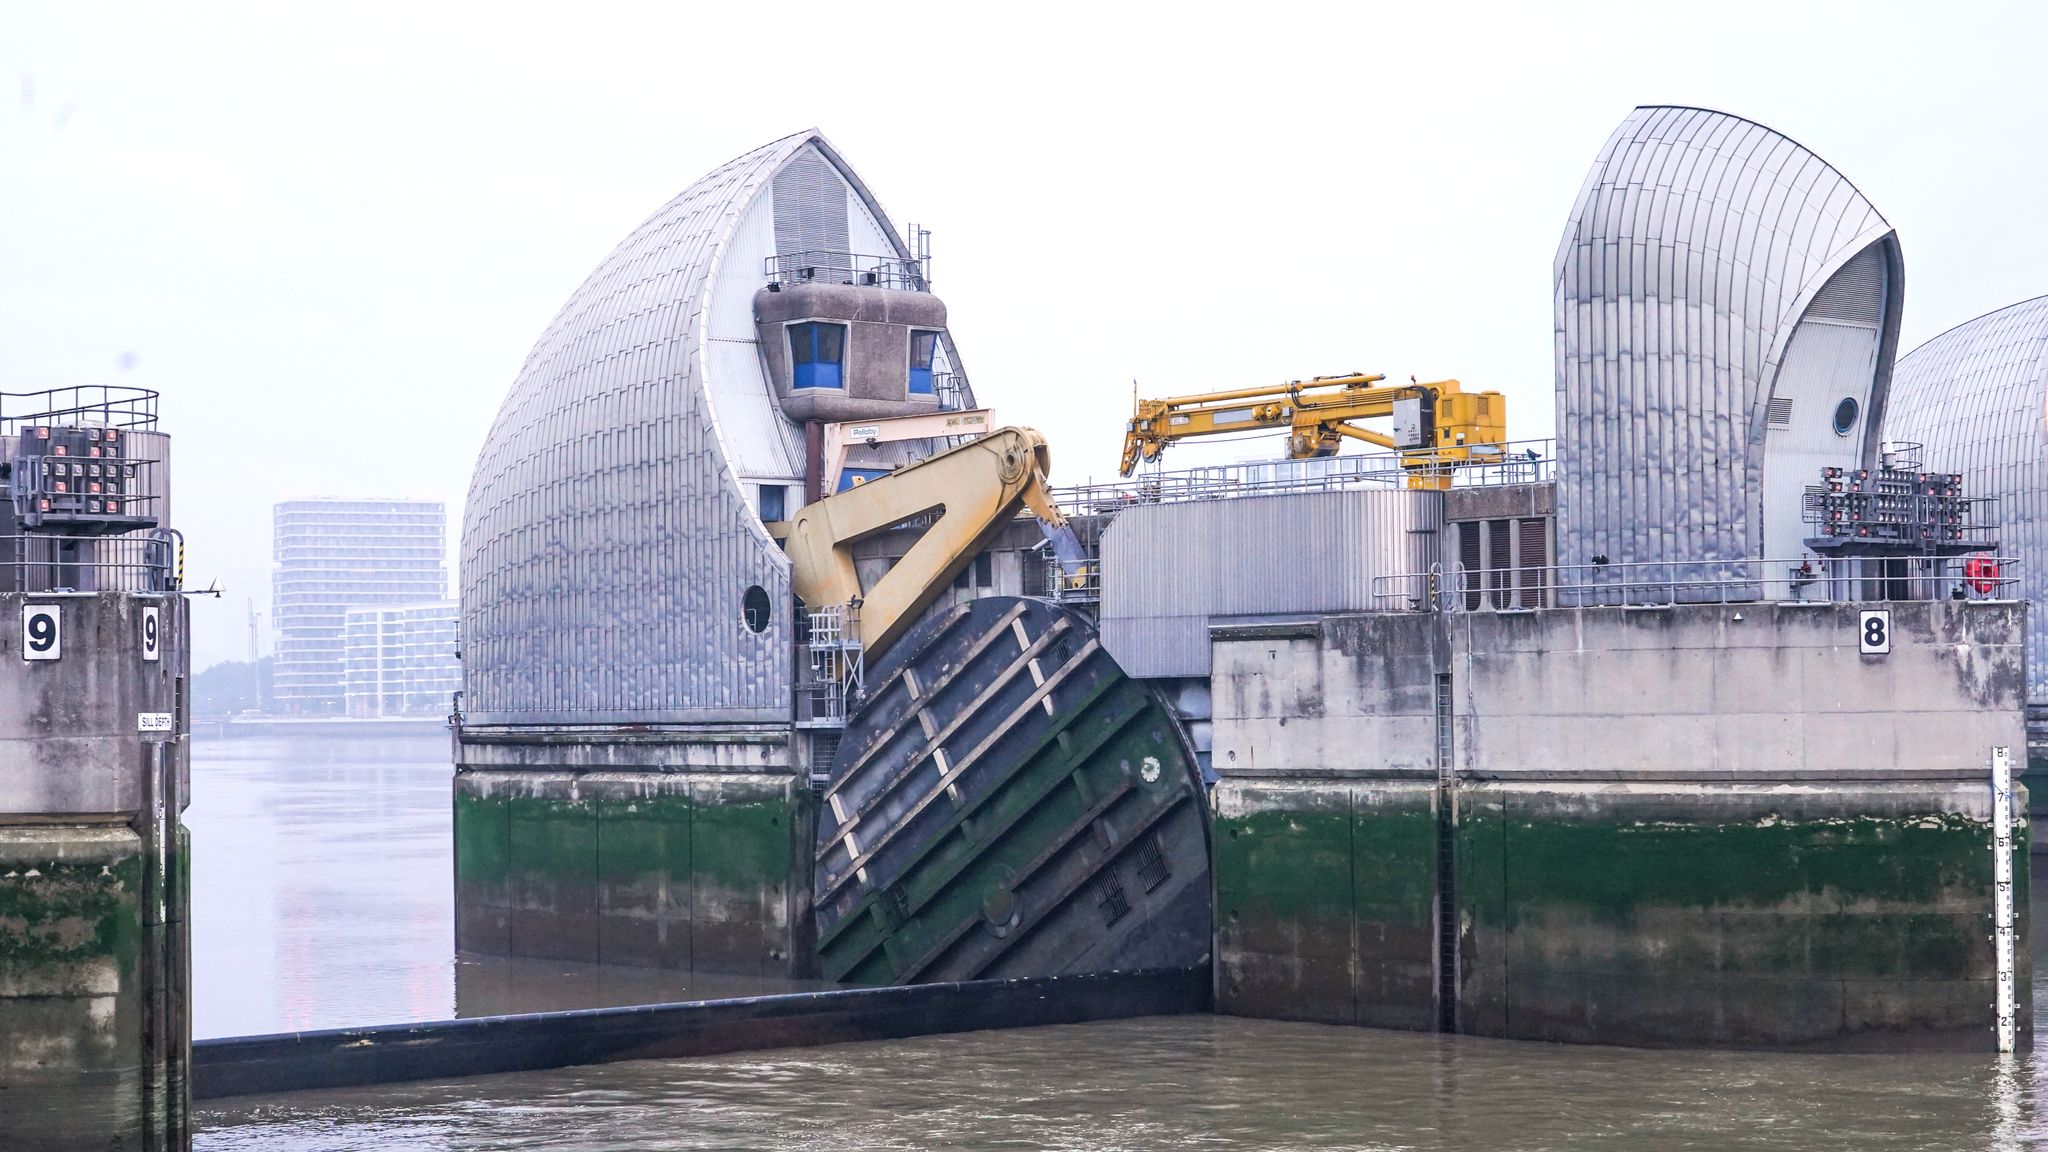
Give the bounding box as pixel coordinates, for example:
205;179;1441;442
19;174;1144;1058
1214;789;1352;921
689;782;792;892
1214;782;1439;1027
1214;785;1358;1023
454;772;799;973
453;787;513;891
1471;785;2032;1046
1502;810;1993;918
1215;778;2027;1047
0;829;143;979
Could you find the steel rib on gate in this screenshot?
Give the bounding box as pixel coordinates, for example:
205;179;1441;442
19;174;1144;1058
816;636;1102;904
813;676;1147;968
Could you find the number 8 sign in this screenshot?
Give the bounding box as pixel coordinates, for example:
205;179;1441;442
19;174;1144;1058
1859;609;1891;655
22;604;60;661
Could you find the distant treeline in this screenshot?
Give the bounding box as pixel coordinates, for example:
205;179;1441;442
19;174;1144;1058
194;657;275;717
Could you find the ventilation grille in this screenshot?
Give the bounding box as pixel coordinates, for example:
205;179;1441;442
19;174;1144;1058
1516;518;1549;609
1458;522;1483;611
1803;245;1887;327
1134;832;1171;893
772;146;850;259
1095;872;1132;926
1767;397;1795;428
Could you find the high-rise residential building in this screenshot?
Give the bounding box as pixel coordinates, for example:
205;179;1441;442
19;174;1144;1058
342;599;460;717
272;498;449;714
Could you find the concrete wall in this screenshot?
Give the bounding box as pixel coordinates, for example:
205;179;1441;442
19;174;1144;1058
1211;600;2030;1050
0;591;191;1149
453;726;809;976
1451;601;2023;780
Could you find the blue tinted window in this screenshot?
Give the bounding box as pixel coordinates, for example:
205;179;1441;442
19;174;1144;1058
909;330;938;395
789;322;847;389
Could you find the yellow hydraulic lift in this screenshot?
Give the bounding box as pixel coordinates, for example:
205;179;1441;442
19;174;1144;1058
773;426;1088;659
1119;373;1508;489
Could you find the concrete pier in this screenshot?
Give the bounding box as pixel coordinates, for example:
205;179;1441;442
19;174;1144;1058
453;727;811;976
1211;600;2030;1049
0;591;191;1148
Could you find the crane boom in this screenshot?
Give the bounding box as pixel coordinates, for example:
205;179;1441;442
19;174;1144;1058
1119;373;1507;488
777;426;1085;659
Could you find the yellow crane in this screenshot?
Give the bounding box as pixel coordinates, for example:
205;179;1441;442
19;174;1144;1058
774;426;1087;659
1118;373;1508;489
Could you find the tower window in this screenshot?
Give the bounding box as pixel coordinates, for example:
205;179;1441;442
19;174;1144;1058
757;484;787;523
789;322;848;390
909;330;939;396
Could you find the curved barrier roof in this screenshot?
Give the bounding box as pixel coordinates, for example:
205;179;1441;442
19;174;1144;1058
461;131;959;724
1886;295;2048;702
1554;106;1902;571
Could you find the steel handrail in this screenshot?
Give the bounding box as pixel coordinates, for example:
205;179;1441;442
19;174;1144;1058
1369;554;2023;612
764;250;927;291
0;385;160;434
0;530;182;593
1057;438;1556;516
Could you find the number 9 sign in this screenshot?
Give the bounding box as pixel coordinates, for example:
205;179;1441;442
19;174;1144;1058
22;604;60;662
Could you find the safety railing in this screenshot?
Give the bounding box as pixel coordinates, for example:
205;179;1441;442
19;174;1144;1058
1043;553;1102;606
796;601;865;728
0;385;159;435
765;251;928;292
933;372;970;411
1369;553;2022;613
1055;439;1555;517
0;530;183;594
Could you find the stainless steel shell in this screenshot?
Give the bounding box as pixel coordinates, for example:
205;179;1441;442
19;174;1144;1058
460;131;967;724
1885;296;2048;703
1554;106;1902;574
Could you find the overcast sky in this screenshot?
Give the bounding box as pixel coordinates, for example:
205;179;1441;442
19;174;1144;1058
4;2;2044;671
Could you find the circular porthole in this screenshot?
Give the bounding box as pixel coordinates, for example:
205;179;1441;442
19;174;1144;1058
1833;397;1860;436
742;585;772;633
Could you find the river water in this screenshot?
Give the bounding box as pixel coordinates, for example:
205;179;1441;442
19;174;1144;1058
189;733;2048;1150
184;733;823;1039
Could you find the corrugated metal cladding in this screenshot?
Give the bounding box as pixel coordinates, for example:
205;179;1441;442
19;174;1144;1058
1885;295;2048;704
1098;489;1442;678
1554;105;1902;575
771;146;850;257
461;130;969;725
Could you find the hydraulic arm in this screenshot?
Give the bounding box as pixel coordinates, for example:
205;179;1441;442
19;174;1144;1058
1119;373;1507;488
776;426;1086;659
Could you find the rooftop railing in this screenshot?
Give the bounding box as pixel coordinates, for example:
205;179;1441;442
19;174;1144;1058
1055;439;1555;517
0;530;183;594
1368;553;2021;613
765;250;928;292
0;385;159;435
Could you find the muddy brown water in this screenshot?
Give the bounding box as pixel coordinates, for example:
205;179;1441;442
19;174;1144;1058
188;734;2048;1150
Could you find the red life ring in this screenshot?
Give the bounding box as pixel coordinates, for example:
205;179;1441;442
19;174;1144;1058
1965;555;2000;595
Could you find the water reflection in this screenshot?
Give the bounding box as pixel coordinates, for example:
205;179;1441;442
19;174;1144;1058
188;733;822;1038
